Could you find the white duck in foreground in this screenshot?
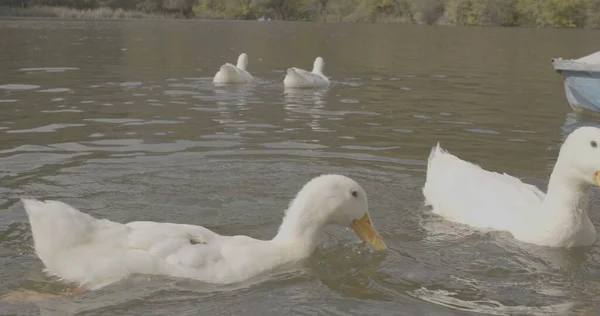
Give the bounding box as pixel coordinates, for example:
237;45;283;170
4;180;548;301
283;57;330;88
423;126;600;248
212;53;254;84
21;174;386;292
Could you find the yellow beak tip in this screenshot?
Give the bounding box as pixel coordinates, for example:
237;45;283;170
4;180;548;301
372;240;387;251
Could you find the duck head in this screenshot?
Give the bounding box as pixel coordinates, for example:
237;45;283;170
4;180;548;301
282;174;387;251
556;126;600;187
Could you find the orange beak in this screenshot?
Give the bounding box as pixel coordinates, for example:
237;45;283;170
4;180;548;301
349;214;387;251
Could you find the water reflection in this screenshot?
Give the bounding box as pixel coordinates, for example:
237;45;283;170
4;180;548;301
283;87;328;106
284;88;329;132
562;111;600;138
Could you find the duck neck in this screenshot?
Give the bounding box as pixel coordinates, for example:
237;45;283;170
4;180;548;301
312;61;322;74
539;162;594;246
272;197;329;258
543;165;589;219
237;56;247;70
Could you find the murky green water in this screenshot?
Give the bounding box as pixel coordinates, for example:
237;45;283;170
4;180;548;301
1;19;600;315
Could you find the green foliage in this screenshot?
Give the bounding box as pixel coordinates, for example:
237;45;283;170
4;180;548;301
410;0;444;24
319;0;414;22
101;0;137;10
198;0;257;19
247;0;322;20
444;0;518;26
586;0;600;27
2;0;600;27
546;0;587;27
374;0;413;22
135;0;160;12
516;0;588;27
0;5;154;17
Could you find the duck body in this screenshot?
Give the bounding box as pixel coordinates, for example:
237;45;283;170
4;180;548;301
25;200;280;289
213;53;253;84
283;57;330;88
423;127;600;248
22;174;386;290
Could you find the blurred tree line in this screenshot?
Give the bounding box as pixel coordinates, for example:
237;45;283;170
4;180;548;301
0;0;197;17
2;0;600;27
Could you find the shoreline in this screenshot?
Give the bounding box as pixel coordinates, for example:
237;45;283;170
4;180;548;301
0;6;166;20
1;5;600;29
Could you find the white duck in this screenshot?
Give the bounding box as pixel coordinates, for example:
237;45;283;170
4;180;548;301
212;53;254;84
21;174;386;291
283;57;330;88
422;126;600;248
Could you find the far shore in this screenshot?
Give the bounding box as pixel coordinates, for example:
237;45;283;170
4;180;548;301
2;5;600;30
0;6;165;19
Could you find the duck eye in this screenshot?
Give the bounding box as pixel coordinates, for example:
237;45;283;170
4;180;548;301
592;141;597;148
351;190;358;198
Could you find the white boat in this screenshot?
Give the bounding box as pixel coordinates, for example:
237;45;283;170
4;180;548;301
551;50;600;112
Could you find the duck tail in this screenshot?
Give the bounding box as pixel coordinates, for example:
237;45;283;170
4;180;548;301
427;142;444;164
220;64;237;77
423;143;446;205
213;63;239;84
21;198;45;218
284;68;307;88
22;198;98;257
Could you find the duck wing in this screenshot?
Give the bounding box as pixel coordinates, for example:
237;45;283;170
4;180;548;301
422;144;545;232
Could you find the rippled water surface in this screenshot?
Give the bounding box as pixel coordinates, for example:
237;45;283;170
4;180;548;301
2;19;600;315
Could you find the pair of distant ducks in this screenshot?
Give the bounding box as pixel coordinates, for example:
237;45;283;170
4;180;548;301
213;53;329;88
6;78;600;301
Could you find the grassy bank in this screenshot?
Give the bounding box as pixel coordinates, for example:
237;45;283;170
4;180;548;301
195;0;600;28
0;5;158;19
2;0;600;28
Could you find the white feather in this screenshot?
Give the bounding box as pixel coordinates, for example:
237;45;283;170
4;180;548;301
423;126;600;247
21;174;383;290
283;57;330;89
213;53;254;84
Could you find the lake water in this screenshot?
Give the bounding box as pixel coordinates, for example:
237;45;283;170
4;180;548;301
1;19;600;316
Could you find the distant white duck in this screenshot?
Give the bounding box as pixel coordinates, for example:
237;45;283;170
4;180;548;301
213;53;254;84
21;174;386;292
422;126;600;248
283;57;330;88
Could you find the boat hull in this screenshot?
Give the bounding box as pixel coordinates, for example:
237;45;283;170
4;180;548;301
552;51;600;112
560;70;600;112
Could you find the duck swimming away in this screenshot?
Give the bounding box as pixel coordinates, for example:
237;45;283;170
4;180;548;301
213;53;254;84
283;57;330;88
20;174;386;293
423;126;600;248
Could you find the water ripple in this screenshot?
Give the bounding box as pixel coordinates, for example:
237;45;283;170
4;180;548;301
0;19;598;316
